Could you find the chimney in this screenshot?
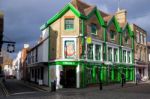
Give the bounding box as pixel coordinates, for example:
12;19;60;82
115;9;127;24
24;44;29;49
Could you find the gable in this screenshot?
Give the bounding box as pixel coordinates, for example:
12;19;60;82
107;16;121;33
122;23;134;37
40;3;105;31
40;3;84;31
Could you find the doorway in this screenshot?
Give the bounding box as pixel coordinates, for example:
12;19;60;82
62;66;76;88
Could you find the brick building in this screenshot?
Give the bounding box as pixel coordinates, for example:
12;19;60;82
130;24;148;81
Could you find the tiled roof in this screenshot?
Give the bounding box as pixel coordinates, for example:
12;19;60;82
104;15;113;23
71;0;110;17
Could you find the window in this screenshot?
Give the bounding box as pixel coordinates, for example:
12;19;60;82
114;48;118;62
125;37;128;44
64;40;75;59
91;23;97;35
140;33;143;44
110;30;115;41
136;30;140;43
95;45;101;60
149;54;150;62
65;18;74;30
127;51;131;63
108;47;112;61
144;36;146;45
123;50;126;62
124;31;128;44
87;44;93;60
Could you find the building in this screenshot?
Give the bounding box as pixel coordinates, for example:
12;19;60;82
27;0;136;89
21;44;30;81
147;42;150;78
27;36;48;85
130;24;148;81
0;11;3;52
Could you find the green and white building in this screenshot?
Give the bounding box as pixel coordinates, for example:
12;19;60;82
27;0;135;89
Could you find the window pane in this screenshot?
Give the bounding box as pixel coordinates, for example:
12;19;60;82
110;31;115;40
127;51;131;63
114;48;118;62
65;18;74;30
87;44;93;60
91;23;97;34
108;47;112;61
123;50;126;62
95;45;101;60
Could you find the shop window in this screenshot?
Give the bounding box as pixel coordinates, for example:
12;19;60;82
95;45;102;60
87;44;93;60
108;47;112;61
91;23;97;35
65;18;74;30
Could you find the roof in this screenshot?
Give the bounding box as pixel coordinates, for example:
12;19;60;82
28;36;49;53
40;0;110;30
104;15;113;23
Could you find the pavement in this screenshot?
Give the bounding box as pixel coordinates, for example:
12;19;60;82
1;79;150;99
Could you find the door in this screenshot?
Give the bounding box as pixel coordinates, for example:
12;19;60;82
63;66;76;88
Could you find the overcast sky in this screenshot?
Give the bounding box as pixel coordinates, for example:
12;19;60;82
0;0;150;58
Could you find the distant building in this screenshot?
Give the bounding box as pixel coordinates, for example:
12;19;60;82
0;11;3;52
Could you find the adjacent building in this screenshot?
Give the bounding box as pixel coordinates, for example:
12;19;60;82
130;24;148;81
26;0;138;89
147;42;150;78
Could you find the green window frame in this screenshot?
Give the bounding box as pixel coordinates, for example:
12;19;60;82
65;18;74;30
91;23;97;35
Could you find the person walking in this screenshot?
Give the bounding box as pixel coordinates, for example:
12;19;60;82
136;72;141;85
121;72;126;87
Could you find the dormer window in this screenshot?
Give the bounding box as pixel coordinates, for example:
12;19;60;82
110;30;115;41
91;23;97;35
65;18;74;30
124;31;128;44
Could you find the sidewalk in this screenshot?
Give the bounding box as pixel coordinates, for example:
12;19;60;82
18;80;150;93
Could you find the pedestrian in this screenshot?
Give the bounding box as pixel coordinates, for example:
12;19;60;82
121;72;125;87
136;72;140;85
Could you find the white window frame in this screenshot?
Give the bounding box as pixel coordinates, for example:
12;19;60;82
62;38;77;59
85;38;103;62
122;47;132;64
106;42;120;63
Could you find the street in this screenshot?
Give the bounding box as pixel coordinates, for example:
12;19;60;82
1;79;150;99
